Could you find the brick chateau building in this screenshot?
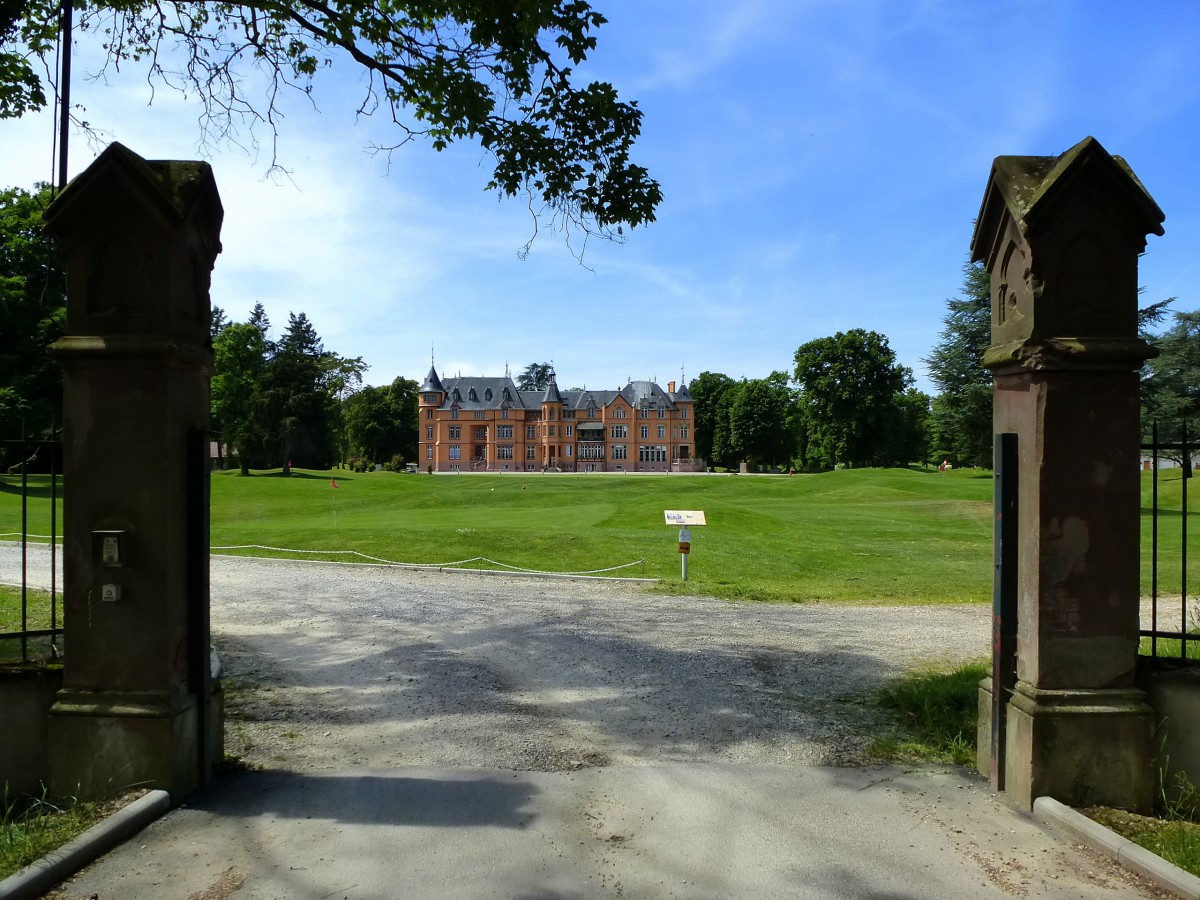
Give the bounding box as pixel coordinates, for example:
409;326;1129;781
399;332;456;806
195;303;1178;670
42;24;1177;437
419;364;703;473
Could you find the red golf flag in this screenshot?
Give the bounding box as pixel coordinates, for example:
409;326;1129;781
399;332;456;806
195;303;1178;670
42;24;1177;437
331;478;339;489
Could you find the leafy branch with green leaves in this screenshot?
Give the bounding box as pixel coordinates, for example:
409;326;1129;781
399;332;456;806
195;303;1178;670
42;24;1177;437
2;0;661;244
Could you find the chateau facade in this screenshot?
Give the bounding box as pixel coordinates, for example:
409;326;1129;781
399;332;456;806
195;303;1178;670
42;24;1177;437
419;365;703;473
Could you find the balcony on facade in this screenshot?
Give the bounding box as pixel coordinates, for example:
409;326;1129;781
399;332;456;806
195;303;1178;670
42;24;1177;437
577;441;607;461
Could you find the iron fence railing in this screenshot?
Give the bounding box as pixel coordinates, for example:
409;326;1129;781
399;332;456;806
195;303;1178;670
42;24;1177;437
1;438;63;664
1141;422;1196;662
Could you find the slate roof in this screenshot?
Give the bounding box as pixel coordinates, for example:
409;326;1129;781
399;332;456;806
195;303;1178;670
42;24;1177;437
565;389;625;410
440;375;527;410
542;372;563;404
420;364;445;394
621;380;677;410
424;365;693;412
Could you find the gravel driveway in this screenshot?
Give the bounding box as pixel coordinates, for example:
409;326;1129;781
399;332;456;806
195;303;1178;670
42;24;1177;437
6;547;1177;899
208;557;992;773
1;545;993;771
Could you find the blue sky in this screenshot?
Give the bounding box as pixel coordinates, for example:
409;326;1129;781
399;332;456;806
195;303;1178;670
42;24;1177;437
4;0;1200;394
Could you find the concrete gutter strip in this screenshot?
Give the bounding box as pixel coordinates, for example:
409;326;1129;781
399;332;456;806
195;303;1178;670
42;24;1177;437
0;789;171;900
1034;796;1200;900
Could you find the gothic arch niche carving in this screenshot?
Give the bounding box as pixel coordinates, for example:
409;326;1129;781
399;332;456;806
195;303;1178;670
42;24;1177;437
998;237;1028;332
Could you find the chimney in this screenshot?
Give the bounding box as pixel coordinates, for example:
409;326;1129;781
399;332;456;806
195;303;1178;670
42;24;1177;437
668;380;676;393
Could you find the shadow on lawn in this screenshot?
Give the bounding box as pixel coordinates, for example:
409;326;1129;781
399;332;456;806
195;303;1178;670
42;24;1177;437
218;469;341;481
0;477;61;500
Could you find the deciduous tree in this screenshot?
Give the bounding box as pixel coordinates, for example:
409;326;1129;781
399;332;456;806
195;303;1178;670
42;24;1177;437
4;1;661;241
689;371;734;468
726;373;796;468
793;329;914;469
0;184;64;440
344;377;419;466
893;388;933;468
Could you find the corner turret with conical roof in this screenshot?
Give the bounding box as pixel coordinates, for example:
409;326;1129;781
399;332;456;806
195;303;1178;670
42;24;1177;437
418;359;446;469
541;369;564;405
537;369;566;469
420;363;445;394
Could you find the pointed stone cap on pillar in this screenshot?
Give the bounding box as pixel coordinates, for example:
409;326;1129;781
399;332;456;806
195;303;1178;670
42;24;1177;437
44;142;223;352
970;136;1163;371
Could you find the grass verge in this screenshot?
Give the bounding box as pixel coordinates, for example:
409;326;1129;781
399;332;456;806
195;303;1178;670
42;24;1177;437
1085;806;1200;879
0;789;139;880
1086;769;1200;878
869;660;989;766
870;656;1200;878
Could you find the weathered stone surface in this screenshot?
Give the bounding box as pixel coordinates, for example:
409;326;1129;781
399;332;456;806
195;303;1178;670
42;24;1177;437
0;667;63;795
1138;664;1200;812
972;136;1163;360
972;138;1162;811
1006;683;1154;812
42;143;222;802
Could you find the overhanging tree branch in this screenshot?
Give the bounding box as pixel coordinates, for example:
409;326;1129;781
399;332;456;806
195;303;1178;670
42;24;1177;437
3;0;661;243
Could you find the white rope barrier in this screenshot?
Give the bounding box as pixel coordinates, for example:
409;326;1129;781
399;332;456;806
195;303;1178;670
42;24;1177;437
1;538;653;580
210;544;649;578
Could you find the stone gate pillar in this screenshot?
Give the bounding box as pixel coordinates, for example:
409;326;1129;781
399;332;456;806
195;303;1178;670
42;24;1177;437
971;137;1163;811
43;143;223;801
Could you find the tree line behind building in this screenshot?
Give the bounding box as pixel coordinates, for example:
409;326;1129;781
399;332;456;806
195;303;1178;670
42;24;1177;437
1;184;1193;474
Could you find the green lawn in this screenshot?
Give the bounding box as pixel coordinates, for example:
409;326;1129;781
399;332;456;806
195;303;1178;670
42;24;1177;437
201;466;994;603
1140;468;1200;598
0;584;60;663
6;464;1200;605
0;476;59;543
